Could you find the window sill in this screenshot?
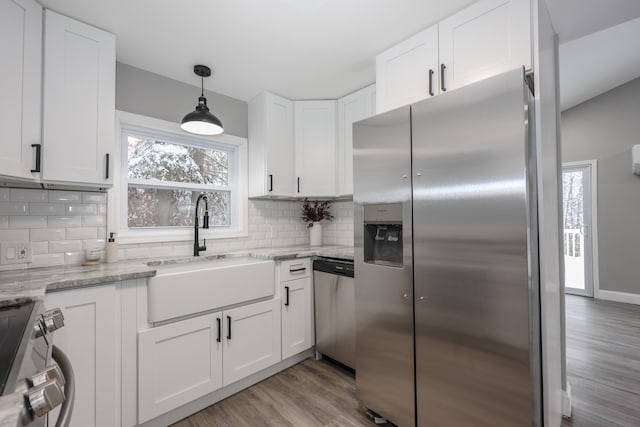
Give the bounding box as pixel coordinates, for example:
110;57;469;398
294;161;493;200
116;227;249;245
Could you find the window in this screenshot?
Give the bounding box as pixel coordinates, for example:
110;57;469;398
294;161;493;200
115;112;248;243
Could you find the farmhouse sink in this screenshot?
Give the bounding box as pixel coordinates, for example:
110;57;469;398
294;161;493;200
146;256;275;323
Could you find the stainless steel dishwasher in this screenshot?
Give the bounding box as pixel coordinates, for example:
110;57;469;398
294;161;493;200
313;258;355;370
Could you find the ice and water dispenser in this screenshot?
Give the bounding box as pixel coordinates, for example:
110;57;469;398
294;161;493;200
363;203;403;267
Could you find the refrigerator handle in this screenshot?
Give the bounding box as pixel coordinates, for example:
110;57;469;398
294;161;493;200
440;64;447;92
428;69;434;96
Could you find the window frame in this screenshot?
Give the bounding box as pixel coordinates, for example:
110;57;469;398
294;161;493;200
110;111;248;244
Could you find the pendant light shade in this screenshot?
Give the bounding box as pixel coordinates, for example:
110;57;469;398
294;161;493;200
181;65;224;136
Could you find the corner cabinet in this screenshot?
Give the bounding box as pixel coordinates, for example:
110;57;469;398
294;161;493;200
280;259;314;359
294;100;337;198
0;0;42;182
248;92;295;197
337;85;376;196
376;0;531;113
42;10;116;187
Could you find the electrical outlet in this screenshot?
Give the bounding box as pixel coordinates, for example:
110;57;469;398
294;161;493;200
1;241;31;265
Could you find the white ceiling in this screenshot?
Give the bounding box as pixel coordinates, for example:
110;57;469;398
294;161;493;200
37;0;476;101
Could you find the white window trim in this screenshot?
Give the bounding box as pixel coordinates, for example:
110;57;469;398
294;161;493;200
109;111;248;245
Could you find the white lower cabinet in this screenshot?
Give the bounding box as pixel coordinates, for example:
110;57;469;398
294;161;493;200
281;277;313;359
137;313;223;423
137;298;281;423
45;284;117;427
223;298;282;385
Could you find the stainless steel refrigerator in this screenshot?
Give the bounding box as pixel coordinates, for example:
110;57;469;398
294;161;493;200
353;68;541;427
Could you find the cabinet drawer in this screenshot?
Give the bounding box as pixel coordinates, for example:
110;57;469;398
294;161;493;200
280;258;311;281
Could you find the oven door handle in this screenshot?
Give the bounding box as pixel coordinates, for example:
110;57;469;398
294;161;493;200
52;345;75;427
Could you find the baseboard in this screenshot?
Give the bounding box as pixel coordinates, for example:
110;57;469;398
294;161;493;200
598;290;640;305
562;383;572;418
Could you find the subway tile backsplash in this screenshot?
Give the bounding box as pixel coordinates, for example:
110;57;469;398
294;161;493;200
0;188;354;270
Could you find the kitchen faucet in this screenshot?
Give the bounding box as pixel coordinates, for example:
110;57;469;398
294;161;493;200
193;193;210;256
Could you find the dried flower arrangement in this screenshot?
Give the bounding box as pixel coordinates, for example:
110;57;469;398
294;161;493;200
300;198;334;228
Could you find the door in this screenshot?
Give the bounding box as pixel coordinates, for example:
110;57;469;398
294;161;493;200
562;163;594;297
438;0;530;92
376;24;439;113
223;299;281;385
412;69;539;426
138;312;223;423
0;0;41;181
281;277;312;359
42;10;115;186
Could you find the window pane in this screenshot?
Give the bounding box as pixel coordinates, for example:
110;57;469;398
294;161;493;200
127;136;229;186
128;187;230;227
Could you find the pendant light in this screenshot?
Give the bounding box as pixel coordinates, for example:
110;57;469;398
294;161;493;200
181;65;224;135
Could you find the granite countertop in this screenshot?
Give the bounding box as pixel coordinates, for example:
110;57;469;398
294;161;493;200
0;245;354;305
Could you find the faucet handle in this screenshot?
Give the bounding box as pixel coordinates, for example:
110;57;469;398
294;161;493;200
202;239;207;251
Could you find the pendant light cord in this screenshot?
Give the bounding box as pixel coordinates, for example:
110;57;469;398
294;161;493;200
201;74;204;97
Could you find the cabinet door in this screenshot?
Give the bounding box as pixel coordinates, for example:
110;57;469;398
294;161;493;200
42;10;115;186
281;277;313;359
337;84;376;196
45;284;117;427
223;299;281;385
376;25;439;113
248;92;295;197
294;100;337;197
0;0;41;181
438;0;531;92
138;312;223;423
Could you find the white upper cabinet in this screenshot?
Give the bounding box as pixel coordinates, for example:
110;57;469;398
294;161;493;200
438;0;531;92
294;100;337;198
0;0;42;182
248;92;295;198
42;10;115;187
376;25;439;113
337;84;376;196
376;0;530;112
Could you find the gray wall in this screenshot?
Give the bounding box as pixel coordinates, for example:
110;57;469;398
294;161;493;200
116;62;248;138
561;76;640;295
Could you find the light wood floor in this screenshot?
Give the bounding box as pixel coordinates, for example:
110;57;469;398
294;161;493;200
175;295;640;427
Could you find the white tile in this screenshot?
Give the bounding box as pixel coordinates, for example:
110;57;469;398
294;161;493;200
66;227;97;240
49;191;81;202
83;239;106;250
148;245;173;258
0;229;29;242
49;240;83;253
9;216;47;229
0;216;8;229
0;263;28;271
64;251;85;265
30;203;65;216
82;216;106;226
9;188;48;202
31;253;64;267
97;204;107;215
31;242;48;255
82;192;107;203
66;204;97;216
30;228;65;241
171;244;191;257
47;216;82;228
124;247;149;260
0;202;28;216
97;227;107;239
0;189;9;202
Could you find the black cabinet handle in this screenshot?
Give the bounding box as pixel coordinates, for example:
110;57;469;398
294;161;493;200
105;153;110;179
31;144;41;173
297;177;300;193
289;267;306;273
440;64;447;92
216;317;221;343
226;315;232;340
268;174;273;192
428;69;434;96
285;286;290;306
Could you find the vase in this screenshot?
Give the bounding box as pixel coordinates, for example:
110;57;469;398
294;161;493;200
309;222;322;246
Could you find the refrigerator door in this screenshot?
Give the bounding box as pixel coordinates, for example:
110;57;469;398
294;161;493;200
412;69;540;426
353;106;415;427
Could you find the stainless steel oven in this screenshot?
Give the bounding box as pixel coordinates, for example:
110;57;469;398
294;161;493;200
0;299;74;426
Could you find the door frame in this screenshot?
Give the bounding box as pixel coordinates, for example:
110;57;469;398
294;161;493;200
562;160;600;298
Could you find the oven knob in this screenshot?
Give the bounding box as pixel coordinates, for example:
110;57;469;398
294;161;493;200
42;308;65;333
31;365;66;388
27;378;65;418
33;321;46;338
